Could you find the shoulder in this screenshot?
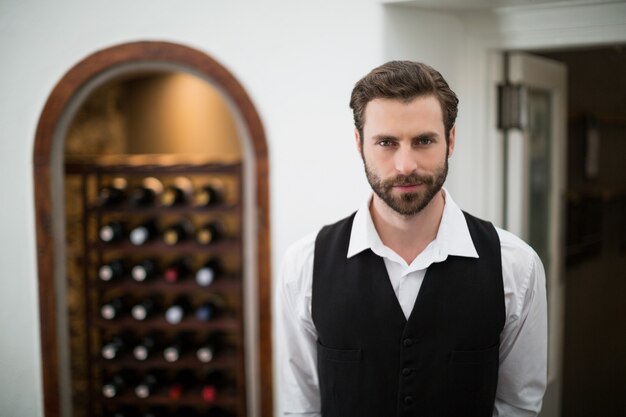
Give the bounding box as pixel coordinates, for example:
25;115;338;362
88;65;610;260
459;210;538;269
279;212;357;289
283;231;318;261
316;212;357;242
495;227;543;275
278;230;320;299
494;227;546;316
281;230;319;273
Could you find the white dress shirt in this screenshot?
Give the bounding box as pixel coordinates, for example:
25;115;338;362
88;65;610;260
277;190;547;417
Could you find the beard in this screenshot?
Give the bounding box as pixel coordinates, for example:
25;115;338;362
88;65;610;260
363;156;448;217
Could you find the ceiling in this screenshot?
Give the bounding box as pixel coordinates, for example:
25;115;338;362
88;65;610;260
383;0;625;12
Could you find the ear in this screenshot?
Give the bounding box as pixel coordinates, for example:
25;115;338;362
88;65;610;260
354;128;363;155
447;125;456;158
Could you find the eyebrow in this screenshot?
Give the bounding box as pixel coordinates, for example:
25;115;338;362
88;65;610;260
370;134;396;142
413;132;439;141
371;132;440;141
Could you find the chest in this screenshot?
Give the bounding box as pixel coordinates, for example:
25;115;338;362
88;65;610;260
314;252;504;349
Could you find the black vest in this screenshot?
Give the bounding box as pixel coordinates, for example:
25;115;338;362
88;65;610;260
312;211;505;417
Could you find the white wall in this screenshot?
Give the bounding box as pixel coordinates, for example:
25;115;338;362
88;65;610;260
381;6;479;212
0;1;384;416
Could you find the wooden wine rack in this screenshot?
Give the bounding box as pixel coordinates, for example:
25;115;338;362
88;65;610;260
66;160;246;417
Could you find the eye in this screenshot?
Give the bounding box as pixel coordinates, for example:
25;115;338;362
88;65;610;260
377;139;396;147
415;136;434;146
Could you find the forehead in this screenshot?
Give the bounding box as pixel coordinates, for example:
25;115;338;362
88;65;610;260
362;95;444;134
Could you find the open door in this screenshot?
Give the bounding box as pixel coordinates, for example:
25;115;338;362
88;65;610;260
500;52;567;417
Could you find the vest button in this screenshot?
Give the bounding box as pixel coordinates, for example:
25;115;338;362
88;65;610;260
403;338;413;347
404;395;414;405
402;368;412;376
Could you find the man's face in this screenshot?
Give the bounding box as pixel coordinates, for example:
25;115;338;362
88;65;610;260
357;95;455;216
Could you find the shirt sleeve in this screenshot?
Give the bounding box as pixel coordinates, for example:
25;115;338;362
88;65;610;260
494;230;548;416
276;233;322;416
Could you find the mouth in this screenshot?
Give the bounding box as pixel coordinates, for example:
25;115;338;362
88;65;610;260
392;182;423;192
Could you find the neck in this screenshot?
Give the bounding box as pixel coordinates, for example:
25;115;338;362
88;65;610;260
369;190;446;264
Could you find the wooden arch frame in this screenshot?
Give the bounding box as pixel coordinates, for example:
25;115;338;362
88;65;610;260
33;41;272;417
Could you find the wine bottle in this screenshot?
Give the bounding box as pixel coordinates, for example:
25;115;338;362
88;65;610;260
195;300;220;322
163;333;192;362
102;370;134;398
98;259;126;282
162;188;183;207
194;258;222;287
100;296;130;320
101;332;133;360
164;296;191;325
129;219;157;246
129;186;155;206
200;370;226;402
161;177;193;207
196;333;223;363
131;295;163;321
134;371;162;399
168;370;196;400
132;332;163;361
162;219;193;245
97;182;126;207
193;181;224;207
195;221;223;245
129;177;163;207
131;258;158;282
99;221;126;243
163;258;191;283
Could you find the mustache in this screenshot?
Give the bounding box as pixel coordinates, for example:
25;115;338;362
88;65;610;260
382;173;433;188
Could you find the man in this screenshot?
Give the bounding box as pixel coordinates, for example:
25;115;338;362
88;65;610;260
277;61;547;417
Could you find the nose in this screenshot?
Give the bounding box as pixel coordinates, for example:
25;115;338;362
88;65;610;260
394;145;418;175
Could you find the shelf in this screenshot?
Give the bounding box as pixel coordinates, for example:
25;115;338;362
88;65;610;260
99;389;238;408
66;159;242;175
569;112;626;128
567;188;626;202
67;158;247;416
88;202;241;215
96;277;242;294
95;317;240;331
91;238;241;255
97;351;238;370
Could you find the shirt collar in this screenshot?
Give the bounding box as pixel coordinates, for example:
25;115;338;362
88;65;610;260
347;188;479;262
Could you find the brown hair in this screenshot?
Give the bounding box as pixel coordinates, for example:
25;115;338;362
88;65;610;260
349;60;458;142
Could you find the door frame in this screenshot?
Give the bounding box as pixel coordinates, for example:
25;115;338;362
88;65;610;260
500;52;568;417
33;41;273;417
395;1;626;415
471;1;626;223
475;4;626;416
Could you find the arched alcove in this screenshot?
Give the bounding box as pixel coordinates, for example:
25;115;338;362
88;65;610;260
33;41;272;417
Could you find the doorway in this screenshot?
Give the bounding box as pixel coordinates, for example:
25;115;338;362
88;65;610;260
535;45;626;417
33;42;273;417
504;46;626;417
